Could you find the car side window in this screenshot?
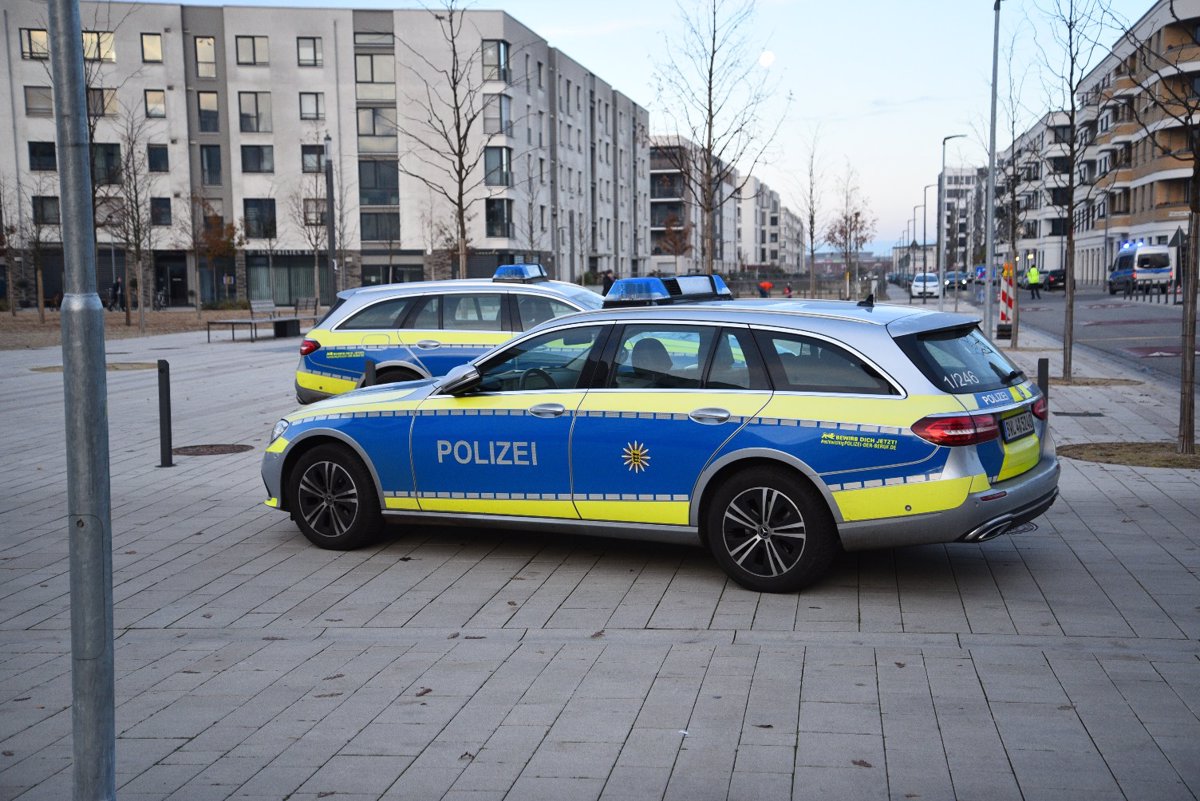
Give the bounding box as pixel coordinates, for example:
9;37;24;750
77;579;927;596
705;329;766;390
610;325;714;390
476;326;603;392
404;295;440;329
338;297;413;330
443;293;504;331
756;331;896;395
516;294;579;329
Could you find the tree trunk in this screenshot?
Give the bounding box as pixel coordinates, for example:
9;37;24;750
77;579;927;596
1182;206;1199;454
136;252;146;334
457;204;467;281
35;261;45;324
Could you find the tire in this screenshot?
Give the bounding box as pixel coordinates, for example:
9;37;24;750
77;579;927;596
703;467;837;593
288;444;381;550
1108;284;1116;295
375;367;421;386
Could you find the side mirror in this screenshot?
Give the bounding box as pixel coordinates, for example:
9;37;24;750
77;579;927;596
437;363;481;396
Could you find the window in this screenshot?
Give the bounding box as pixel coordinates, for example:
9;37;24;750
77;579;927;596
476;326;603;393
238;92;271;132
91;144;121;185
87;88;117;117
297;36;323;67
896;325;1019;396
485;198;513;238
141;33;163;63
483;94;511;135
241;145;274;173
357;106;397;151
236;35;269;65
196;92;219;131
537;60;544;88
443;293;504;331
82;31;115;62
482;39;509;82
243;198;277;238
151;198;172;226
147;144;169;172
484;146;512;186
24;86;53;116
360;211;400;241
200;145;221;185
515;295;581;329
195;36;216;78
144;89;166;118
299;92;325;120
758;331;895;395
28;142;56;171
355;52;395;101
32;196;60;226
20;29;49;60
358;160;399;205
340;297;414;330
303;198;326;226
301;144;325;173
524;54;530;91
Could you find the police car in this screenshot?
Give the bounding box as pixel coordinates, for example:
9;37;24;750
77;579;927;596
263;287;1059;593
294;264;603;403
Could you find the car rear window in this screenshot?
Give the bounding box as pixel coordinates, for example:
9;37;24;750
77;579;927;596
896;325;1023;394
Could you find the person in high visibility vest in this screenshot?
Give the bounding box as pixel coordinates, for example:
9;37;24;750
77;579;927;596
1027;264;1041;299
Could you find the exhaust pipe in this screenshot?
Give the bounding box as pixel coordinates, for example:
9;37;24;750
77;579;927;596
961;515;1014;543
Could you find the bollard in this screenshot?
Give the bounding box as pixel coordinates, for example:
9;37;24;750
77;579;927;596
363;359;377;387
1037;357;1049;409
158;359;173;467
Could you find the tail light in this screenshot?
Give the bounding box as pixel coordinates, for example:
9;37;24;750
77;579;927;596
299;338;321;356
1031;396;1047;420
912;413;999;446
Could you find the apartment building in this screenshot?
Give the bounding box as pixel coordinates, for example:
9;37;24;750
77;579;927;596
994;113;1072;275
938;166;983;272
0;1;649;306
1071;0;1200;286
647;135;738;275
734;175;804;272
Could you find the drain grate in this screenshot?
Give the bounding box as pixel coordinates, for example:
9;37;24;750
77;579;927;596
173;444;255;456
1053;411;1104;418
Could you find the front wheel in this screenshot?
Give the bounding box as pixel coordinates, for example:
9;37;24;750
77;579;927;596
288;444;381;550
704;467;837;593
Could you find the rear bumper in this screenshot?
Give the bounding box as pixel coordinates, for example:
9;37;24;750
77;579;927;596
837;453;1060;551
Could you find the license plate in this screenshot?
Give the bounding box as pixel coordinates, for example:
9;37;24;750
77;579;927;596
1002;410;1035;442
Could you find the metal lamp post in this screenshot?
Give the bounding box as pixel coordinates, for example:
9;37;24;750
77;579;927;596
923;183;935;305
938;134;966;312
323;133;336;310
984;0;1003;337
912;204;924;303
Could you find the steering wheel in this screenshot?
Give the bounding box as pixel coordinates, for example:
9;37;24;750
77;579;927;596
519;368;556;390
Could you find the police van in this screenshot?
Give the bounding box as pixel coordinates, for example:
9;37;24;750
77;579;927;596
294;265;602;403
1107;243;1174;295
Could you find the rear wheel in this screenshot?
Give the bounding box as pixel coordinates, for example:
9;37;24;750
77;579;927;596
375;367;421;386
704;467;837;593
288;444;381;550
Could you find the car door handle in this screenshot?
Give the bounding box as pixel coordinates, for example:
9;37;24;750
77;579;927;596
689;407;730;425
529;403;566;418
415;339;441;349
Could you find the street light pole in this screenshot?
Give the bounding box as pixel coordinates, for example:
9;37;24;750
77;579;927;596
323;133;336;311
923;183;935;304
984;0;1002;337
939;135;966;313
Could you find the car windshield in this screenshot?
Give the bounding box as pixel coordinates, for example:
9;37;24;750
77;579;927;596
895;325;1024;395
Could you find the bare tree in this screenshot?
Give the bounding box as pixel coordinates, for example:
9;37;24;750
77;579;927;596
288;168;329;303
799;129;823;298
659;212;693;274
109;103;162;332
0;173;21;316
394;0;499;280
1115;2;1200;453
1034;0;1122;382
655;0;787;275
824;165;876;299
996;25;1037;347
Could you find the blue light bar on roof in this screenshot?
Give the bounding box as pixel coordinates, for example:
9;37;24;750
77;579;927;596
493;263;549;282
602;274;733;307
604;277;672;306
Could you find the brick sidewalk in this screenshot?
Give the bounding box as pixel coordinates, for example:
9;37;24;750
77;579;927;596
1;324;1197;800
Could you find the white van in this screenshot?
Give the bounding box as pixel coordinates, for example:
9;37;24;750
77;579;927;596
1107;244;1174;295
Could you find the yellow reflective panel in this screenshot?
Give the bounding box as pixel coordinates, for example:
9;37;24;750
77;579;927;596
573;500;688;525
833;476;973;522
418;392;587;413
996;431;1040;481
400;330;510;346
578;391;770;416
758;394;954;430
418;498;578;518
295;370;358;396
264;497;279;508
384;497;421;510
265;436;289;454
289;398;423;422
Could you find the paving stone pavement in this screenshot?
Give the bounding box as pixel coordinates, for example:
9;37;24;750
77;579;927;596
0;311;1197;801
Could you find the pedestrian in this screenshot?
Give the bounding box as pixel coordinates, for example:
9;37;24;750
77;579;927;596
783;283;793;298
601;269;615;294
110;276;123;311
1026;264;1041;300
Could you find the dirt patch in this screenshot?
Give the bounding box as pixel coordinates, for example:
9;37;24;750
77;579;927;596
1058;442;1200;470
0;309;232;351
30;362;158;373
1050;376;1142;387
173;444;256;456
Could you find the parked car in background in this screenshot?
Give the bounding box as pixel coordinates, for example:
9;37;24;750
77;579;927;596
943;271;970;291
910;273;941;298
1044;269;1072;291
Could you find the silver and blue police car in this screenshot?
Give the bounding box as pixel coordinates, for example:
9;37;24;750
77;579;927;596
264;280;1058;593
294;264;603;403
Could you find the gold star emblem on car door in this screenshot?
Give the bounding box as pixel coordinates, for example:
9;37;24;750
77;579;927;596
622;441;650;473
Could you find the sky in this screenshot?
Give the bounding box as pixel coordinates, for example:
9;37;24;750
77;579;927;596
164;0;1156;253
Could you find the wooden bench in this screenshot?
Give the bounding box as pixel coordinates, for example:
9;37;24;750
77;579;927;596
207;298;316;343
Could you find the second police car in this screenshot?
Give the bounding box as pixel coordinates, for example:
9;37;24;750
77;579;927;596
294;264;603;403
264;278;1058;593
